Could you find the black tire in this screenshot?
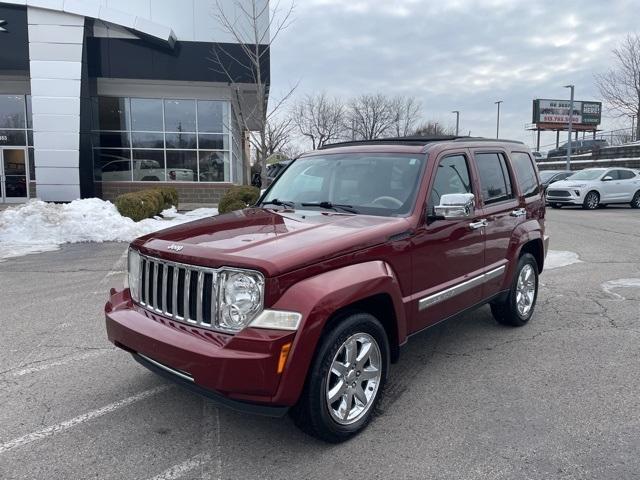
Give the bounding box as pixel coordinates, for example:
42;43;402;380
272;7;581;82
582;191;600;210
631;191;640;209
141;176;160;181
290;313;389;443
490;253;539;327
550;203;562;209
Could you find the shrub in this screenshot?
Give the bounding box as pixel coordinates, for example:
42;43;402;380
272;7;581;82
115;189;164;222
218;186;260;214
114;187;179;221
154;187;179;210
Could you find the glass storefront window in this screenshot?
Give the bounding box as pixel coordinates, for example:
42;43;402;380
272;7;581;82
0;95;26;129
198;133;228;150
197;100;227;133
198;151;229;182
166;151;197;182
0;130;27;147
93;97;130;131
133;150;166;181
165;132;197;149
94;149;132;181
92;132;130;149
131;98;163;131
164;99;196;133
28;148;35;181
92;96;231;183
132;132;164;149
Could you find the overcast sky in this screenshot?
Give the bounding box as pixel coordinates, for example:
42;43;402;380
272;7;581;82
270;0;638;151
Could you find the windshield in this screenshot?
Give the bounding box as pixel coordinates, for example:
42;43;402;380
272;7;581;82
261;153;426;217
567;169;606;181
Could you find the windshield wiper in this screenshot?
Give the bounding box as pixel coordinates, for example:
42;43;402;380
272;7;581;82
301;201;359;214
261;199;295;209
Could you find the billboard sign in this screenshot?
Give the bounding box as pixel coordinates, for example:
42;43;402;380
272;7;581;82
532;99;602;126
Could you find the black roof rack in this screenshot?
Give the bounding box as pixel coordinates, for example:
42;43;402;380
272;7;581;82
319;136;524;150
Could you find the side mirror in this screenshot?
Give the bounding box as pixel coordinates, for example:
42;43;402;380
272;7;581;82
602;175;613;181
433;193;476;220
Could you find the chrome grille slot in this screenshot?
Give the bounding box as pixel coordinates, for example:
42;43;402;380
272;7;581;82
137;254;218;329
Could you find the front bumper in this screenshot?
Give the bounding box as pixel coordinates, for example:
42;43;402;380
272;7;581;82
546;188;584;205
105;288;295;415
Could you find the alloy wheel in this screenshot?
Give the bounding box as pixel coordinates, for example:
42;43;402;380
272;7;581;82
326;333;382;425
586;192;599;209
515;264;536;317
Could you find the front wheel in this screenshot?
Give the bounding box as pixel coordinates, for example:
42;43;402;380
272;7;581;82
582;191;600;210
291;313;389;443
491;253;539;327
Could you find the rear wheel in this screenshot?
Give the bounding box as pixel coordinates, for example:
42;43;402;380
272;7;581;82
582;191;600;210
491;253;538;327
631;191;640;209
291;313;389;443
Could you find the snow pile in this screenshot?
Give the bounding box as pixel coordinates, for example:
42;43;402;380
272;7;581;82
545;250;581;270
0;199;217;261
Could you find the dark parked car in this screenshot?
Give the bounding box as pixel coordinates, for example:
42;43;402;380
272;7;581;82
265;159;292;186
548;139;608;158
106;136;549;442
539;170;574;190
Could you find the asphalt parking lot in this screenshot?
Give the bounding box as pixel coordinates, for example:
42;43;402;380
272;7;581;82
1;207;639;480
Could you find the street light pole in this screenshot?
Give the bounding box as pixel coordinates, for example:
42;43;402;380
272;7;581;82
452;110;460;136
564;84;574;170
494;100;503;138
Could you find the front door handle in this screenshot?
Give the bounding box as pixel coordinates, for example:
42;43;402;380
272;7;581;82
511;208;526;217
469;219;488;230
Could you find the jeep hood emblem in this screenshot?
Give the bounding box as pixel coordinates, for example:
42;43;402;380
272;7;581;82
167;244;184;252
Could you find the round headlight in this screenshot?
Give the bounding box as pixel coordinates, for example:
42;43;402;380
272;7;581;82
219;270;264;332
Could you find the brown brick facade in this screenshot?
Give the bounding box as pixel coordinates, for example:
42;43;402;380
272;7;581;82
96;182;235;205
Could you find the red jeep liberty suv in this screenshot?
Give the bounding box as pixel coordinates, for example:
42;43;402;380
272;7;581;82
105;136;549;442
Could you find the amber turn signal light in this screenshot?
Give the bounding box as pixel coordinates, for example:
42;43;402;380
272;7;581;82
277;342;292;374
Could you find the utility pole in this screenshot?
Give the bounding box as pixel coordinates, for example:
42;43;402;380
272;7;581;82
452;110;460;136
564;85;574;170
494;100;503;138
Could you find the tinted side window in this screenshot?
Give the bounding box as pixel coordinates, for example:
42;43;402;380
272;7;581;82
511;152;540;197
617;170;636;180
475;153;514;204
429;155;472;210
604;170;619;180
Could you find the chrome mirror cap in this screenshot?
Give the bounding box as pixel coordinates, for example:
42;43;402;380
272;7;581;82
434;193;475;220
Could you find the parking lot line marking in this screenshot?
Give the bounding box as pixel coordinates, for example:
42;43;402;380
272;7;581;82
9;349;113;378
148;454;211;480
201;401;222;480
0;385;170;455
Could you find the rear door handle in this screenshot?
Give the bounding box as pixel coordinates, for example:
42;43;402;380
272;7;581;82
511;208;526;217
469;219;488;230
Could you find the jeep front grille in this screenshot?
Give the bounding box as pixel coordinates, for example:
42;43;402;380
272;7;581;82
547;189;571;197
138;255;217;329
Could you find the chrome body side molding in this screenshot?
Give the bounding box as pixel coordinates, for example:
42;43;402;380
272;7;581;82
418;265;506;311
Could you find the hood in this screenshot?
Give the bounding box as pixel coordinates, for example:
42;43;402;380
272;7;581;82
547;180;589;188
134;208;410;277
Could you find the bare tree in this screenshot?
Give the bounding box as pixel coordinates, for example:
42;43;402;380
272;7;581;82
413;120;456;136
595;33;640;140
390;96;422;137
265;117;295;157
345;93;397;140
293;92;345;149
211;0;296;184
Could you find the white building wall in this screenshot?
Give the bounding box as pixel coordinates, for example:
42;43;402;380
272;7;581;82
28;6;84;201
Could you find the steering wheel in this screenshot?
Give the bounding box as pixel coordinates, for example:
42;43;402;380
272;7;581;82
371;196;403;208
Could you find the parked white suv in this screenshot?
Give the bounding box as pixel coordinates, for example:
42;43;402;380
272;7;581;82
546;167;640;209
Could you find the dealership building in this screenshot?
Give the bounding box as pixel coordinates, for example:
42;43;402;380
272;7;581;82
0;0;268;204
